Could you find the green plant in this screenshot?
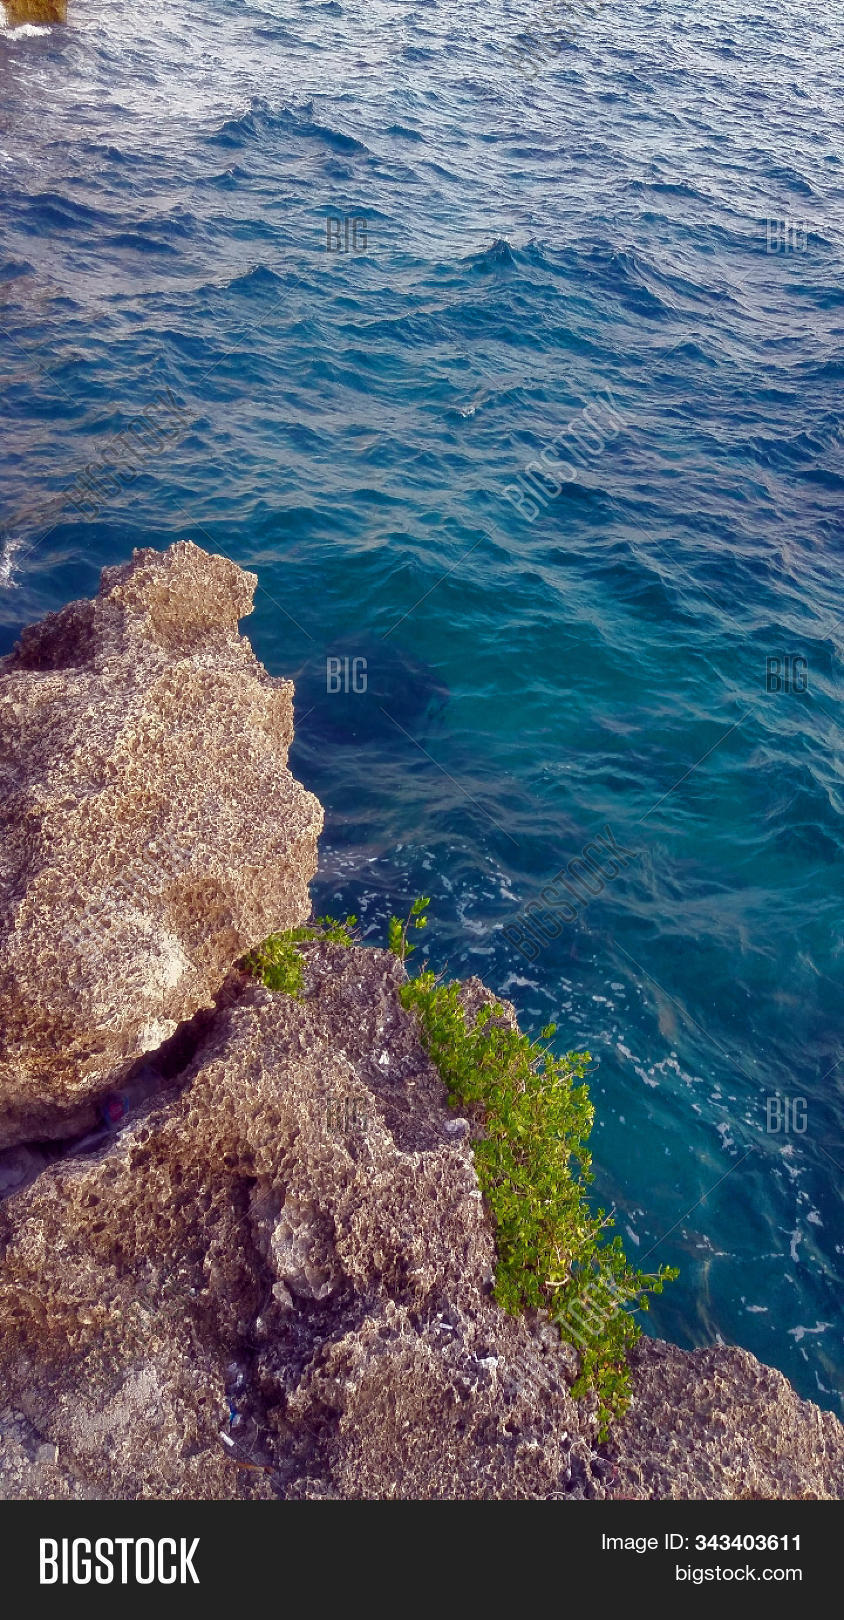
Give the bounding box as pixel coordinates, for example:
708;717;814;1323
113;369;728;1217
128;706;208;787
246;895;676;1437
243;932;305;996
399;969;676;1437
243;913;358;996
387;895;430;961
307;913;358;946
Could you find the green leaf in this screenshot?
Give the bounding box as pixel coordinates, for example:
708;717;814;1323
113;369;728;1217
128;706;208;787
398;973;677;1437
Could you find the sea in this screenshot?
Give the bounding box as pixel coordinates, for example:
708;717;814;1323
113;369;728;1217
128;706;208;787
0;0;841;1415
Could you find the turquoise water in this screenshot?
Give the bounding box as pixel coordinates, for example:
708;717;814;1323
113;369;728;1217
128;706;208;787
1;0;841;1413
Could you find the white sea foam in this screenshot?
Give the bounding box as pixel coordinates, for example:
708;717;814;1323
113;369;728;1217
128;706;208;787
0;535;25;588
1;16;53;36
716;1120;736;1154
788;1322;834;1343
499;973;540;992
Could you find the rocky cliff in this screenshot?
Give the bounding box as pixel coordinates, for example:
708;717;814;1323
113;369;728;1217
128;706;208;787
2;1;67;24
0;543;841;1500
0;542;321;1149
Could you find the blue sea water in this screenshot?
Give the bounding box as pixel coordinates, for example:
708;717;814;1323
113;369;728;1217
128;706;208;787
1;0;842;1415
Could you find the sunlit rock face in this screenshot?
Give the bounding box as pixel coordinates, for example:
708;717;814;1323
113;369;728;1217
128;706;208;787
2;1;67;24
0;541;323;1148
0;947;601;1501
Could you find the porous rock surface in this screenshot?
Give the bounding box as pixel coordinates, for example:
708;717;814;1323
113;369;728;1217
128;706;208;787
2;1;67;23
1;943;842;1501
0;946;599;1501
0;541;322;1148
606;1339;844;1500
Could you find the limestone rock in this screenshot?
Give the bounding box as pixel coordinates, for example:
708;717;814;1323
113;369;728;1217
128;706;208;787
0;942;841;1501
2;1;67;23
0;541;322;1147
0;1408;88;1501
0;945;595;1501
605;1337;844;1500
